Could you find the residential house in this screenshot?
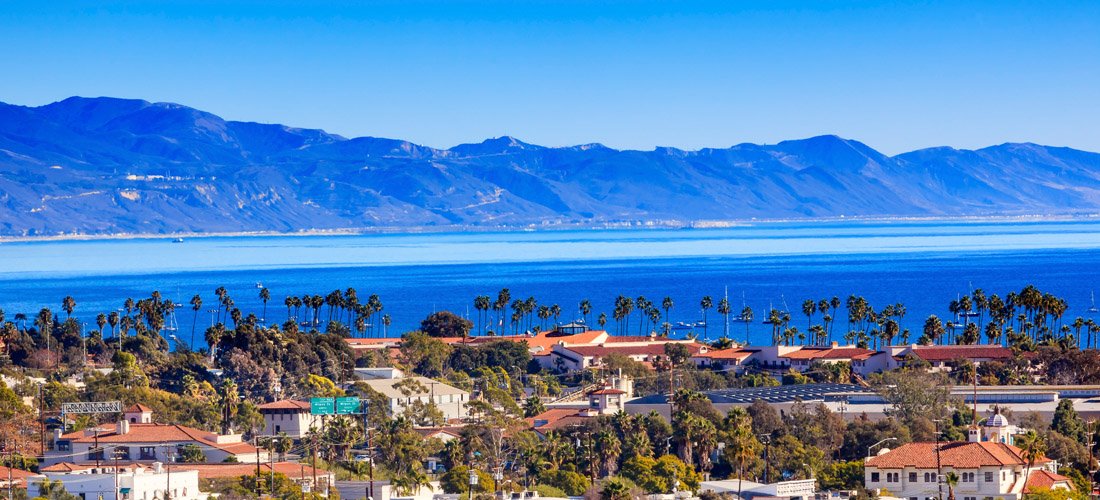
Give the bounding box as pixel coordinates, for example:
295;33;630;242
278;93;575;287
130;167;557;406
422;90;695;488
47;406;266;466
889;345;1015;371
357;375;469;421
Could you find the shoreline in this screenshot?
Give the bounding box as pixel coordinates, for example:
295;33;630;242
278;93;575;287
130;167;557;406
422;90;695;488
1;213;1097;243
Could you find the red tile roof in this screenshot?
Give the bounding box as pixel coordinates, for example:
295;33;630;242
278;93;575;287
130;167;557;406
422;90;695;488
694;348;754;360
560;342;705;358
603;336;662;343
526;408;589;432
125;404;153;413
0;465;36;486
782;347;877;361
589;389;626;395
257;400;311;411
908;345;1014;362
59;423;258;455
1024;469;1074;493
866;441;1049;469
169;462;332;481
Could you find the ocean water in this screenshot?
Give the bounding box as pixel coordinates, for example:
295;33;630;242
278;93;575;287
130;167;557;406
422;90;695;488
3;219;1100;348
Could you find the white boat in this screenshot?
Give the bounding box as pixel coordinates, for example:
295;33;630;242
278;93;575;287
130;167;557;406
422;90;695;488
255;282;264;289
171;237;184;243
1089;291;1099;313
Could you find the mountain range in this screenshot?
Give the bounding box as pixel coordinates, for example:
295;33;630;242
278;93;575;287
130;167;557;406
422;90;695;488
1;96;1099;237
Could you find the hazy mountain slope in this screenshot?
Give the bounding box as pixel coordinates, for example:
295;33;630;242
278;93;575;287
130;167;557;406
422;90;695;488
0;96;1098;236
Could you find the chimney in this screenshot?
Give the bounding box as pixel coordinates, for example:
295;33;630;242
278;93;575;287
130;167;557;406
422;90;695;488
117;419;130;435
831;341;839;348
152;462;163;474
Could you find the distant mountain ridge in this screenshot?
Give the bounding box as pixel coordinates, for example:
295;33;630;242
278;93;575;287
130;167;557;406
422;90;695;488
1;96;1099;236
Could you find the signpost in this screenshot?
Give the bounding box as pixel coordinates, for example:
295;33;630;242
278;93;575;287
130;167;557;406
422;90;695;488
310;397;360;415
60;401;122;415
310;398;334;415
335;397;360;415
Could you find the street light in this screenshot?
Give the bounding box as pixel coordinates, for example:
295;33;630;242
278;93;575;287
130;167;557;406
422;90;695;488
867;437;897;458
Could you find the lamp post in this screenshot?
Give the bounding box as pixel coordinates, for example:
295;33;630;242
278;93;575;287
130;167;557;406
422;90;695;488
759;434;772;484
867;437;897;458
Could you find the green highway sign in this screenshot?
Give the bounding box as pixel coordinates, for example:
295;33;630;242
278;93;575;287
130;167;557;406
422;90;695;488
310;398;334;415
336;397;360;414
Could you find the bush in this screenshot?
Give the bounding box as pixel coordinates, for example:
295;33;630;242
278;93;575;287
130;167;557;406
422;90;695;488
539;469;590;496
532;484;567;498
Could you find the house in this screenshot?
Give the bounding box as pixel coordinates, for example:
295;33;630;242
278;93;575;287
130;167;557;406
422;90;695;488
47;405;266;466
549;340;705;371
257;400;313;439
358;375;470;421
691;347;756;371
0;465;36;489
864;427;1069;500
39;462;335;495
889;345;1015;371
28;462;203;500
780;345;885;376
528;384;634;435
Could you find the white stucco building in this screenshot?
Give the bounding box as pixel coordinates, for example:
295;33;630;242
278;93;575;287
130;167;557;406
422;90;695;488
864;426;1072;500
28;463;203;500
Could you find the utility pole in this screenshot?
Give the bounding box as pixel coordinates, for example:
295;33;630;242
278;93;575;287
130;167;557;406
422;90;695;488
254;435;262;497
760;434;772;484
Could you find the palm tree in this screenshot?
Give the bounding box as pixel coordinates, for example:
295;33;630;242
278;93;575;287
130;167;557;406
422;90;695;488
595;429;622;477
740;306;754;344
259;287;270;323
382;314;391;336
62;296;76;318
802;299;816;332
579;299;592;326
944;471;959;500
598;313;607;329
717;296;731;340
189;294;202;347
1017;429;1047;474
474;295;491;335
700;296;713;338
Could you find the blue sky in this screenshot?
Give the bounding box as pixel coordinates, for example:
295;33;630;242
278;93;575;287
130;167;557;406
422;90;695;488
1;1;1097;154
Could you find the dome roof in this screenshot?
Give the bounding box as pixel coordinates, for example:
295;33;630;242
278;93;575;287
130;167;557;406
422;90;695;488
986;413;1010;427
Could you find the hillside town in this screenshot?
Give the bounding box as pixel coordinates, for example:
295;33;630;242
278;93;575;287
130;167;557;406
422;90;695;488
2;286;1099;500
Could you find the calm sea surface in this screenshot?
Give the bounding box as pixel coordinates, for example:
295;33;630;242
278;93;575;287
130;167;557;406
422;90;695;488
2;219;1100;347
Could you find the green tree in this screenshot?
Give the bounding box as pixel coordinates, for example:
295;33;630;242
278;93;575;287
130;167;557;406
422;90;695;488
1051;399;1086;443
177;444;206;463
420;311;473;338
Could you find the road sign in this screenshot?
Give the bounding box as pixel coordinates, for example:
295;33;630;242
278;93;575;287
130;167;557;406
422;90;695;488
61;401;122;415
310;398;334;415
335;397;360;415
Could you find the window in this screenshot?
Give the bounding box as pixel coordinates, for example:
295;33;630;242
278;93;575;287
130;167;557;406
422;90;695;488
139;446;157;460
57;441;71;452
116;447;131;461
88;448;105;461
984;472;994;483
962;472;975;482
886;473;899;482
871;472;880;482
925;472;935;482
909;472;918;483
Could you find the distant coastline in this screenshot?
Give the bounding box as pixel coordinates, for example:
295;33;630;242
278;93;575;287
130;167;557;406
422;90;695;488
2;213;1097;243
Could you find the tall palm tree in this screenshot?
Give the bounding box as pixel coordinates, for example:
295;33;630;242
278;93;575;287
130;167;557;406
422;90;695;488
598;313;607;329
474;295;491;335
579;299;592;326
717;296;731;340
700;296;713;338
802;299;816;332
382;314;391;336
595;429;622;477
1017;429;1047;474
740;306;754;344
662;297;674;326
258;287;270;323
189;294;202;347
61;296;76;318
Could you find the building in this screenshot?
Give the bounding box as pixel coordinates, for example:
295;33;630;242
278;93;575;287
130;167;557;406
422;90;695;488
888;345;1015;371
691;347;756;371
780;345;884;375
357;375;470;421
257;400;313;439
549;340;705;371
863;428;1071;500
48;406;266;466
0;465;36;489
701;478;817;500
28;462;203;500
